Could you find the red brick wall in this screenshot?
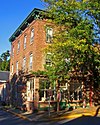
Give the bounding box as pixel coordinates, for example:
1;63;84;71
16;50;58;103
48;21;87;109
10;19;49;77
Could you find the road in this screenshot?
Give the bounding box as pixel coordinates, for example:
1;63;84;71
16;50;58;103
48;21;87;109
0;110;57;125
0;109;100;125
58;116;100;125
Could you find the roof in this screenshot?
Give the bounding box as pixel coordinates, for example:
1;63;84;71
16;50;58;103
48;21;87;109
9;8;44;42
0;71;10;82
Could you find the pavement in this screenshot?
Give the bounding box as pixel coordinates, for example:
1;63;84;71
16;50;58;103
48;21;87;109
1;105;100;122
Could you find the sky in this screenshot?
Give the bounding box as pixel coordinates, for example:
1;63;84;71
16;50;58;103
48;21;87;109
0;0;45;55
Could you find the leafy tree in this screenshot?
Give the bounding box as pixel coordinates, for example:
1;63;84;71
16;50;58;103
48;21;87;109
0;50;10;71
42;0;100;106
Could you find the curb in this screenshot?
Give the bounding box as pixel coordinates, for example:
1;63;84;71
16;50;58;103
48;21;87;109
3;108;32;121
2;108;100;122
8;110;32;121
3;108;51;122
49;111;99;121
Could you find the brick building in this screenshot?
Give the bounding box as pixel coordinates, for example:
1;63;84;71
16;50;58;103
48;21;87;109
10;8;91;112
9;8;53;112
9;8;53;75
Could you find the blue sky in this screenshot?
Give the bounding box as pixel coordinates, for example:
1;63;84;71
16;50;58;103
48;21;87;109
0;0;44;55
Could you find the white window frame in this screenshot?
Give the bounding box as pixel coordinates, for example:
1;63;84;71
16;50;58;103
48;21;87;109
11;64;14;74
12;46;14;57
17;41;20;54
30;28;34;43
29;53;33;70
23;57;26;71
46;27;53;43
45;52;52;66
16;61;19;75
24;35;27;49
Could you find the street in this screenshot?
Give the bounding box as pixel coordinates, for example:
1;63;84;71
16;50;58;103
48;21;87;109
0;109;100;125
0;110;57;125
58;116;100;125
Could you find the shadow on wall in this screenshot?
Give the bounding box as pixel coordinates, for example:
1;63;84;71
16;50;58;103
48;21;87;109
10;71;27;111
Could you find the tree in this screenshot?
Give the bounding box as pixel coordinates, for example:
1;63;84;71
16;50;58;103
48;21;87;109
0;50;10;71
42;0;100;106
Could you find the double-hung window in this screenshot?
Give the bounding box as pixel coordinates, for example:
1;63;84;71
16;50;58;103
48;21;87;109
24;35;27;49
23;57;26;71
11;64;14;74
30;28;34;43
29;53;33;70
17;41;20;54
16;61;19;75
11;46;14;57
46;27;53;43
45;53;52;66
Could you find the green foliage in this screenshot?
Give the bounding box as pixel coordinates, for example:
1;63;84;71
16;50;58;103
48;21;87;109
43;0;100;86
32;70;47;76
0;50;10;71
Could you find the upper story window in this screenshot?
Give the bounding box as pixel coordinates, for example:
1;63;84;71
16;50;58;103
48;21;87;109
29;53;33;70
46;27;53;43
11;45;14;57
16;61;19;75
22;57;26;71
17;41;20;54
24;35;27;49
11;64;14;74
30;28;34;43
45;53;52;66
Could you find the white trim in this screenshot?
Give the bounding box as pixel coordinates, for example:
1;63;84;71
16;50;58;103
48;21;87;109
0;80;7;82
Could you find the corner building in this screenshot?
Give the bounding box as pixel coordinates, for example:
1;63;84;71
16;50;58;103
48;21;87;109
9;8;53;112
10;8;88;112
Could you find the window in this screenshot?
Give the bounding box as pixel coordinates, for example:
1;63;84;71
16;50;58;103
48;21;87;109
30;79;34;90
39;79;55;101
27;79;34;101
29;53;33;70
11;46;14;57
30;28;34;43
30;79;34;100
17;41;20;54
11;64;14;74
22;57;26;71
24;35;27;49
16;61;19;75
46;27;53;43
45;53;52;66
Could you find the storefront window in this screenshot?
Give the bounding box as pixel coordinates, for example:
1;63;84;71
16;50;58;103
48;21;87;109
39;79;55;101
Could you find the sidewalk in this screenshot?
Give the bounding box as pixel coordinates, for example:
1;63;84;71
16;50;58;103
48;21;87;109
2;106;100;122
